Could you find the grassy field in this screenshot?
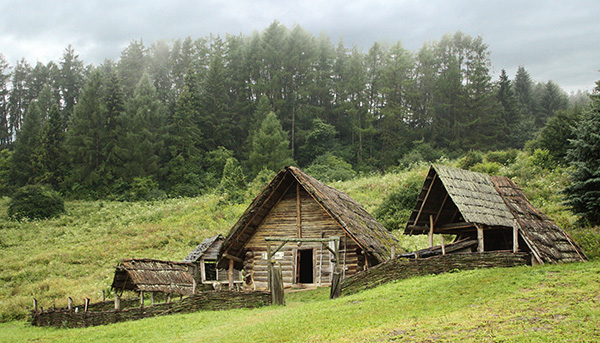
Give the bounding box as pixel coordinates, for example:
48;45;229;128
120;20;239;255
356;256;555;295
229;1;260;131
1;157;599;341
1;261;599;342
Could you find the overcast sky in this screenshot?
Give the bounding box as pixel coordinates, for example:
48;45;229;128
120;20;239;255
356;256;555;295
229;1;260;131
1;0;599;93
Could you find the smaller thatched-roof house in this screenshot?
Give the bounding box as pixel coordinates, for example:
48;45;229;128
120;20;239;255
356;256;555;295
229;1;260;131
111;259;198;296
218;166;400;290
405;165;587;264
184;234;241;286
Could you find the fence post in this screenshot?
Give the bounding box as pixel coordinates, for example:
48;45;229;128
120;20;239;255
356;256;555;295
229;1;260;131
33;298;38;312
140;291;144;308
68;297;73;311
114;292;121;311
102;290;106;302
84;298;90;312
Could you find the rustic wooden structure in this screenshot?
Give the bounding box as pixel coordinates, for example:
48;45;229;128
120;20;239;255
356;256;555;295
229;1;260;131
184;234;242;287
218;166;400;290
405;165;587;264
111;259;199;296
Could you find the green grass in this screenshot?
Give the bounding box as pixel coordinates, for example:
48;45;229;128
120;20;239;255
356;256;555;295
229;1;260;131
1;156;599;341
1;262;599;342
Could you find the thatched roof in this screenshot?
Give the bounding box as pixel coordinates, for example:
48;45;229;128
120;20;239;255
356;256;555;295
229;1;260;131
405;165;587;264
184;234;223;263
219;166;399;268
111;259;196;295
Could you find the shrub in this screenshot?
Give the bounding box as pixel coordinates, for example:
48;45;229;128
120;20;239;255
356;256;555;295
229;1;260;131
8;185;65;220
470;161;502;175
373;173;423;231
305;154;357;182
457;150;483;170
484;149;518;166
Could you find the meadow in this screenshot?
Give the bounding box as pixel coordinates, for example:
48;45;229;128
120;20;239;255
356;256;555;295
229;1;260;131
0;156;599;341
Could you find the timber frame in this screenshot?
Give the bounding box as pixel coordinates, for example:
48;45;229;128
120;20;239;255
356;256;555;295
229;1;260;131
404;165;587;264
217;166;400;290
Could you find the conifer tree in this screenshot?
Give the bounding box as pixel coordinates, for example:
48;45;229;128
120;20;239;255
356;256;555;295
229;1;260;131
0;54;10;149
11;102;42;186
35;104;67;190
564;80;600;225
249;111;294;176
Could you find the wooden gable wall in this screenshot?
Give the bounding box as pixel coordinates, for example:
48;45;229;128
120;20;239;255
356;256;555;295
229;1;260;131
242;184;365;289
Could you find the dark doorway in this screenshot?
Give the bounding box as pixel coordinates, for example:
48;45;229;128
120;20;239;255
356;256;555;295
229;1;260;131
297;249;314;284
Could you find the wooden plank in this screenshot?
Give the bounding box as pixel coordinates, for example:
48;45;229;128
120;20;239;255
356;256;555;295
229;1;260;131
476;224;484;253
429;215;434;248
296;183;302;238
414;174;437;225
434;193;449;225
513;219;519;253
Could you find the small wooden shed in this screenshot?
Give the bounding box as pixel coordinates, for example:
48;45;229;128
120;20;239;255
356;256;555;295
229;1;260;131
405;165;587;264
184;234;241;286
218;166;400;290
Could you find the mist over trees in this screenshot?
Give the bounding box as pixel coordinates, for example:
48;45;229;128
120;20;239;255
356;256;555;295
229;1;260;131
0;22;591;199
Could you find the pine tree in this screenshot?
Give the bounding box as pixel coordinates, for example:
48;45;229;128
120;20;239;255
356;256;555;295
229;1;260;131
119;73;167;183
59;46;85;121
35;104;67;190
11;102;42;186
564;80;600;225
248;111;294;176
220;157;246;203
0;54;10;149
496;69;523;148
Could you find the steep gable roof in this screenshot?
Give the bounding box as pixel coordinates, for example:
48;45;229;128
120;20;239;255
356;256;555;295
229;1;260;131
219;166;399;267
111;259;196;295
406;165;587;264
184;234;223;263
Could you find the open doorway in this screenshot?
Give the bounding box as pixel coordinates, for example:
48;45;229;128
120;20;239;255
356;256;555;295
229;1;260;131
297;249;314;284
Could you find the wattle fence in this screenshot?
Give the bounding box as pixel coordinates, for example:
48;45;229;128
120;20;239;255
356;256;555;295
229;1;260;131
341;251;530;295
30;291;271;328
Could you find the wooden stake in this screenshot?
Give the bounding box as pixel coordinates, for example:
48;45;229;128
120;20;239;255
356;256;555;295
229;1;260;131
441;235;446;255
167;294;172;303
84;298;90;312
68;297;73;311
33;298;38;312
140;291;144;308
428;215;434;248
151;292;155;305
513;219;519;253
102;290;106;302
228;258;234;290
114;292;121;310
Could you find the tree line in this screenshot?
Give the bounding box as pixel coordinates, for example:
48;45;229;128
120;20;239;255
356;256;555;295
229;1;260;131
0;22;589;200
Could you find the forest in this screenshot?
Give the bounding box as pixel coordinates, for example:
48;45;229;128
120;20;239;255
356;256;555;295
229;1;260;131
0;21;594;201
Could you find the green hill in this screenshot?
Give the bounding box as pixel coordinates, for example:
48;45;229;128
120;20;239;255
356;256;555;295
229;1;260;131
1;155;599;341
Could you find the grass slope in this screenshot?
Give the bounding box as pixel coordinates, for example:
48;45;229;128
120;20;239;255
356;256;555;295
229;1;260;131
2;262;599;342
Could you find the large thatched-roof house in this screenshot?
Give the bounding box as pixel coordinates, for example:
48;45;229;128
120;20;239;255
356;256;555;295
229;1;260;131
405;165;587;264
218;166;400;290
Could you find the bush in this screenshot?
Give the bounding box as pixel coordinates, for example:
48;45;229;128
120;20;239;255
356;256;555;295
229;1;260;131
373;173;423;231
484;149;518;166
305;154;356;182
8;185;65;220
457;151;483;170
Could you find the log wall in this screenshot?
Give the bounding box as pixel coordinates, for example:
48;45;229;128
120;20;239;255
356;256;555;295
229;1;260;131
244;187;363;289
341;252;530;296
30;291;271;328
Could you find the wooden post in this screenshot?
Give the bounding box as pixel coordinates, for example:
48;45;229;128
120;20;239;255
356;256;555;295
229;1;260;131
84;298;90;312
428;215;434;248
228;258;234;291
167;294;172;303
441;235;446;255
151;292;155;305
140;291;144;308
68;297;73;311
33;298;38;312
102;290;106;302
271;263;285;305
477;224;484;253
513;219;519;253
296;183;302;238
330;264;342;299
114;293;120;310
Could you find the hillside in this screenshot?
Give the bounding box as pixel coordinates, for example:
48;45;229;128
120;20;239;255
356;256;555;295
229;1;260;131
1;262;599;342
0;155;599;331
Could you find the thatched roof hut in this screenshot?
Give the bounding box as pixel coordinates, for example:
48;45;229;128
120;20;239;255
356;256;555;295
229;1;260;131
218;166;399;289
184;234;223;263
405;165;587;264
111;259;198;296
